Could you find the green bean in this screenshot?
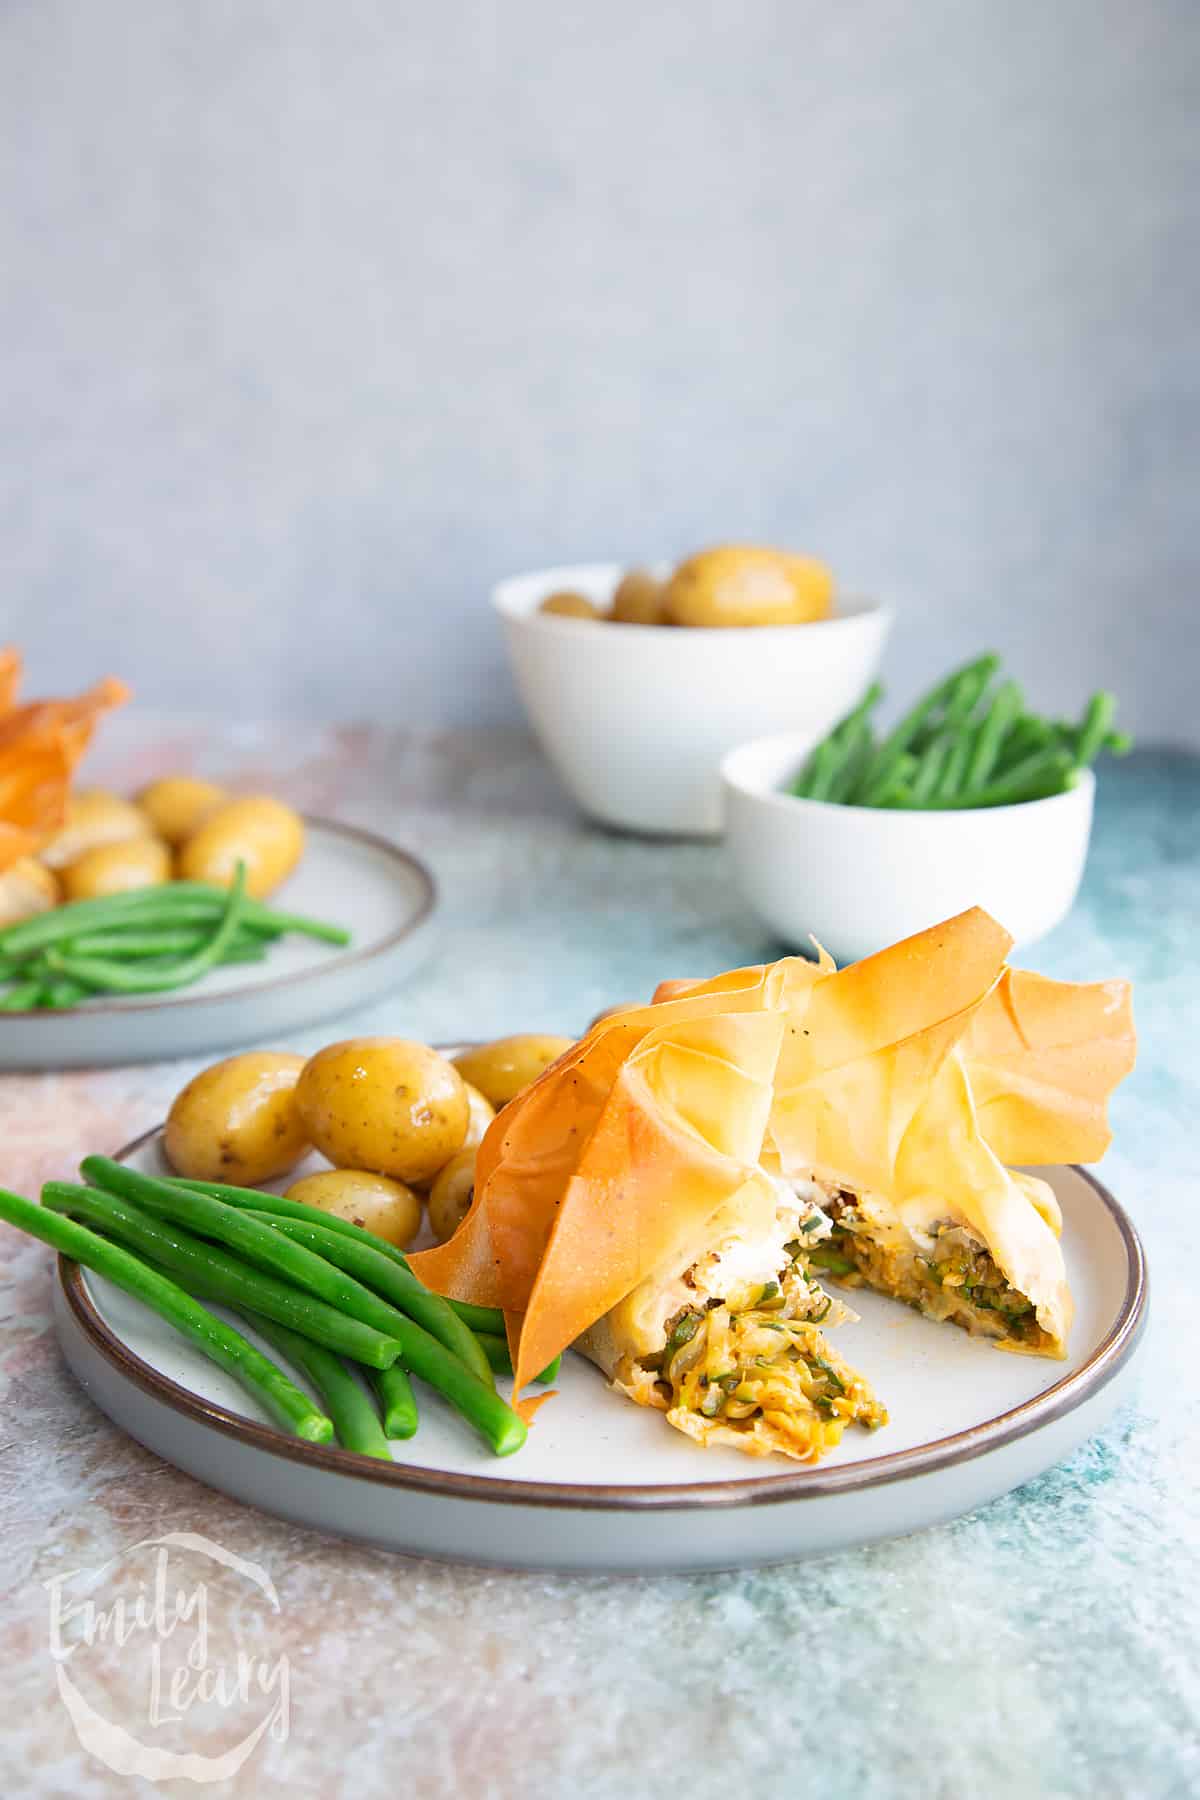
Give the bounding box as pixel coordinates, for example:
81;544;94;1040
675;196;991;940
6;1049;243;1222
475;1333;562;1384
963;679;1024;791
240;1211;495;1390
856;654;999;803
909;736;954;805
1074;691;1116;767
369;1363;419;1439
933;734;971;802
802;736;846;803
0;980;44;1010
63;927;267;961
1103;729;1133;756
81;1156;429;1351
0;882;348;960
826;717;876;804
445;1297;506;1334
174;1197;524;1451
166;1178;414;1269
236;1310;392;1459
44;1182;403;1368
790;683;883;798
0;1186;333;1441
37;978;91;1009
46;866;248;994
921;749;1077;810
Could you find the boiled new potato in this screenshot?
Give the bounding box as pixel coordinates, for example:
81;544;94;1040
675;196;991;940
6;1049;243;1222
61;835;171;901
451;1034;574;1109
137;775;226;846
0;857;59;927
295;1038;469;1184
413;1080;495;1190
165;1051;309;1184
662;546;833;628
40;790;152;870
540;590;603;620
610;568;666;625
427;1148;478;1244
285;1169;423;1251
177;795;304;899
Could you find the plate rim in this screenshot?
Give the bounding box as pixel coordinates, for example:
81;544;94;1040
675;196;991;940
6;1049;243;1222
57;1146;1148;1513
3;815;436;1019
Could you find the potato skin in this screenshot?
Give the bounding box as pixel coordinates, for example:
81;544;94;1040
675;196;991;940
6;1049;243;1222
165;1051;309;1184
285;1168;423;1251
451;1034;575;1109
610;568;666;625
539;590;603;620
412;1080;495;1191
137;776;226;846
40;790;152;870
662;546;833;628
177;795;304;899
61;835;172;900
427;1148;477;1243
295;1038;470;1184
0;857;59;926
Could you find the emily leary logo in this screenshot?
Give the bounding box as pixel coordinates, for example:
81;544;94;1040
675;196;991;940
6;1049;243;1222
45;1531;290;1782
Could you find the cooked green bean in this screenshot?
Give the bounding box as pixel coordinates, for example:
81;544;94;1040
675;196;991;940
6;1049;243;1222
476;1333;562;1385
370;1363;419;1439
240;1211;494;1390
1074;691;1116;767
236;1310;392;1459
167;1177;414;1268
64;927;267;961
0;980;44;1010
787;657;1128;811
44;1182;403;1368
0;1186;333;1441
963;679;1023;791
445;1297;506;1334
44;866;248;994
81;1156;426;1349
0;881;349;960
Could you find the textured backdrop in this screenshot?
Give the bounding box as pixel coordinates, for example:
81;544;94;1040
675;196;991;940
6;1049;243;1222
3;0;1197;741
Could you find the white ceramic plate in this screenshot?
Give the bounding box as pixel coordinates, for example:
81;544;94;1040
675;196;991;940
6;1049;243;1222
52;1125;1147;1572
1;818;435;1070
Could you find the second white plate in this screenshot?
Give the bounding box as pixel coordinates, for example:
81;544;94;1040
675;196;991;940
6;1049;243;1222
2;818;435;1069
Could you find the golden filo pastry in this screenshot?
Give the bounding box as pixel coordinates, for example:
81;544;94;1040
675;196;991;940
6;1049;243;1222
410;910;1136;1463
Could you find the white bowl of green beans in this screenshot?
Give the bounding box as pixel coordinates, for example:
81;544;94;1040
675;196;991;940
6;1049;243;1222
721;656;1124;960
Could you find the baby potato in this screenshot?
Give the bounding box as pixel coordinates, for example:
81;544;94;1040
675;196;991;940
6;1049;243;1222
61;835;171;901
0;857;59;926
610;568;666;625
165;1051;309;1184
663;546;833;628
540;590;603;620
285;1169;423;1251
137;775;227;846
40;790;153;870
413;1080;495;1190
451;1034;575;1109
295;1037;470;1185
177;795;304;899
427;1148;478;1244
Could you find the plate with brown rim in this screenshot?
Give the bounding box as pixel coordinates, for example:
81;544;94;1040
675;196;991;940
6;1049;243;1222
52;1118;1147;1572
1;817;436;1070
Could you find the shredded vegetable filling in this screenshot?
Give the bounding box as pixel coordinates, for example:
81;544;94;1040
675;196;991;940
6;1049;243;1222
639;1270;887;1462
817;1191;1053;1352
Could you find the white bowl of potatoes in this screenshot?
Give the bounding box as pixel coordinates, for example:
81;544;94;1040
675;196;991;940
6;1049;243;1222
493;550;892;837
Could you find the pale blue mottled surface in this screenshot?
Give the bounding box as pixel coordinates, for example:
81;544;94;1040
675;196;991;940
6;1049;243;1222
1;732;1196;1798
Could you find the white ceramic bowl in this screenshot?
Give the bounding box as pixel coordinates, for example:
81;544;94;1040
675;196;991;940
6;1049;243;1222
722;732;1095;961
493;564;892;836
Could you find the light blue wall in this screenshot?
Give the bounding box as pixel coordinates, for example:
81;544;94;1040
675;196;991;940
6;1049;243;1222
3;1;1197;740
